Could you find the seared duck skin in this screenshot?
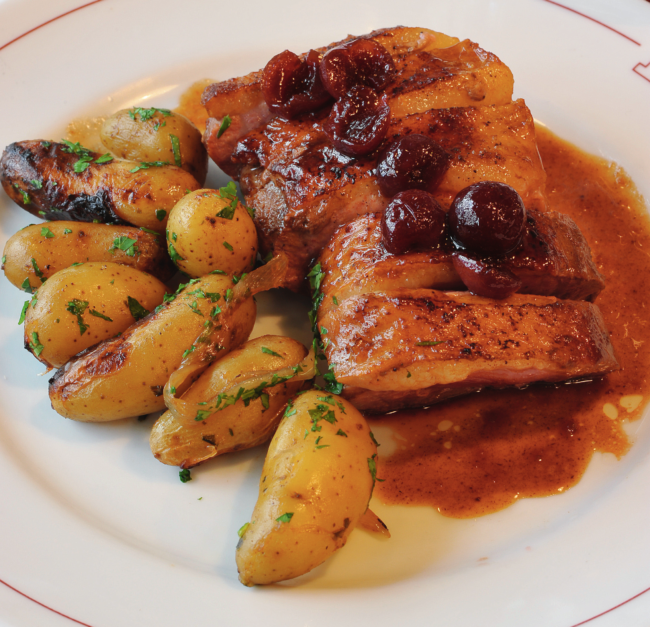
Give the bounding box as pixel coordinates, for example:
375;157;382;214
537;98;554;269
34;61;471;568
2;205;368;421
235;99;545;289
202;26;513;178
317;210;605;316
319;290;619;413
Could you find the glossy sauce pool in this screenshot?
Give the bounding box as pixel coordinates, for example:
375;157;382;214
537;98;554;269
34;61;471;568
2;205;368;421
368;125;650;518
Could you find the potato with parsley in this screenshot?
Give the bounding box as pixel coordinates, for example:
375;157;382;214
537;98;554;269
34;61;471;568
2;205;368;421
2;222;173;291
23;262;167;368
166;185;257;277
150;335;309;468
100;107;208;185
236;390;378;586
49;273;256;422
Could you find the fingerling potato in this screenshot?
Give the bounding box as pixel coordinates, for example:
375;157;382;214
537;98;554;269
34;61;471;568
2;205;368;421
23;262;167;368
0;141;200;230
3;222;173;291
48;273;256;422
166;187;257;277
236;390;377;586
100;107;208;185
150;335;309;468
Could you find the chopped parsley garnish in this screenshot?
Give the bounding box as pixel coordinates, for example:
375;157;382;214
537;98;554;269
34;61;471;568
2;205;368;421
168;242;184;264
13;185;30;205
110;236;139;257
127;296;149;321
246;205;255;220
237;522;250;537
140;226;160;236
260;393;270;410
66;299;89;335
369;431;380;447
60;139;89;155
40;226;54;239
232;273;247;284
223;241;233;252
217;115;231;138
406;371;412;378
188;300;203;316
416;341;444;347
182;345;196;359
195;409;212;421
29;331;44;357
332;295;339;306
210;269;226;275
41;141;51;148
368;453;384;488
225;288;233;302
21;277;33;293
89;310;113;322
155;209;167;222
129;161;170;173
215;182;239;219
179;469;192;483
129;107;172;122
73;154;94;173
63;228;73;235
95;153;113;164
261;347;283;358
336;429;348;437
276;512;294;524
18;301;30;325
31;258;46;283
30;179;43;189
169;134;182;167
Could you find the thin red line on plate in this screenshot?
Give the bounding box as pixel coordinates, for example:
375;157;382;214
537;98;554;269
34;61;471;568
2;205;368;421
569;584;650;626
0;576;94;627
0;0;106;53
541;0;642;46
633;60;650;83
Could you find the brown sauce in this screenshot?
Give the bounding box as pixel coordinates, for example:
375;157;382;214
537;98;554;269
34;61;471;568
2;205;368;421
370;125;650;518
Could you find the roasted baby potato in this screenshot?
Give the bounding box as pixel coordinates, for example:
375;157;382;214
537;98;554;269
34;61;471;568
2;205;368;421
166;187;257;277
150;335;309;467
3;221;173;291
100;107;208;185
48;273;256;421
236;390;377;586
23;262;167;368
0;140;200;230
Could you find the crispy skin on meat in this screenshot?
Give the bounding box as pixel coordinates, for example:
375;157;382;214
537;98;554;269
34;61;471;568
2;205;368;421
203;26;512;177
236;100;545;289
320;290;618;413
318;210;605;316
0;141;199;229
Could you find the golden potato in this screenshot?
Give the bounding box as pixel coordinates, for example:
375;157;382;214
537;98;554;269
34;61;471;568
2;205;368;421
100;107;208;185
3;222;173;291
23;262;167;368
150;335;310;468
166;186;257;277
48;273;256;422
236;390;377;586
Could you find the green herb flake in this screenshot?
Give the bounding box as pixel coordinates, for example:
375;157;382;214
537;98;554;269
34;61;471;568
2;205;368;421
109;236;139;257
169;134;182;167
195;409;212;421
182;345;196;359
29;331;44;357
13;185;30;205
63;228;73;235
40;226;54;239
336;429;348;437
31;258;46;283
73;154;94;173
130;107;172;122
407;370;412;378
210;269;227;275
229;428;234;436
276;512;294;524
217;115;232;138
18;301;30;325
168;242;185;264
139;227;160;236
155;209;167;222
188;300;204;316
129;160;170;173
66;298;89;335
90;309;113;322
30;179;43;189
216;204;236;220
179;469;192;483
416;341;444;347
95;153;113;164
223;241;233;252
261;347;283;358
21;277;33;293
127;296;150;321
260;393;270;410
171;232;178;242
237;522;250;538
332;295;339;306
369;431;380;447
41;141;51;148
225;288;233;302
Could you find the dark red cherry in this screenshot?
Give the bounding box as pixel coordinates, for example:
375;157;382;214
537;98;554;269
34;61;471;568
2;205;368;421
323;86;390;157
320;38;396;99
262;49;332;118
376;134;450;197
452;254;522;299
449;181;526;256
381;190;447;255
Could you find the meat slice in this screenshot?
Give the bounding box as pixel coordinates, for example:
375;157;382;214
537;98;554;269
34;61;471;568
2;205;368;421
202;26;513;177
236;99;545;289
317;210;605;316
319;289;618;413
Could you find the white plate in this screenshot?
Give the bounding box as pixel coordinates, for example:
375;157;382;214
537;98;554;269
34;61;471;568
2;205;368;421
1;1;650;625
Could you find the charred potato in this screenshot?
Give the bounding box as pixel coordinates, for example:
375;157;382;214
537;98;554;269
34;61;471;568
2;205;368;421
0;140;200;230
100;108;208;185
236;390;377;586
23;262;167;368
166;187;257;277
150;335;309;467
48;273;256;421
3;221;173;291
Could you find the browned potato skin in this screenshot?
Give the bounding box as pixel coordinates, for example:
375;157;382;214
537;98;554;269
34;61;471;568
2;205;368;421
24;262;167;368
166;189;258;277
3;222;174;291
48;274;256;422
0;141;200;230
100;109;208;185
236;391;377;586
150;335;308;468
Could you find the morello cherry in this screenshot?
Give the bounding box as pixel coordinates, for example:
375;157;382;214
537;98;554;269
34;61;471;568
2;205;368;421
449;181;526;256
452;253;522;299
320;38;396;99
262;49;332;119
381;190;447;255
323;86;390;157
376;134;450;197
